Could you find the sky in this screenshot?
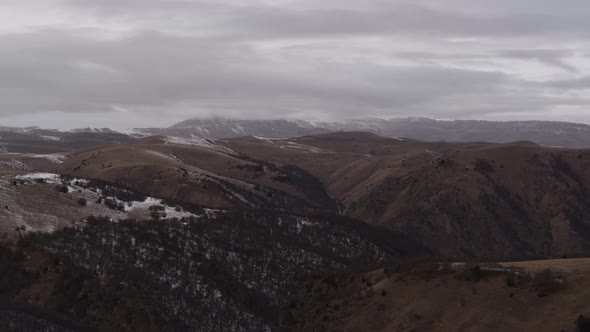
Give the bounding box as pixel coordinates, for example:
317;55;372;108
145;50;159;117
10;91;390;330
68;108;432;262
1;0;590;129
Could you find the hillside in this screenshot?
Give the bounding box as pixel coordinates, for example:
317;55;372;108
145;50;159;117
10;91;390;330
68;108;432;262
0;209;424;331
3;132;590;331
287;259;590;331
4;132;583;260
222;133;590;259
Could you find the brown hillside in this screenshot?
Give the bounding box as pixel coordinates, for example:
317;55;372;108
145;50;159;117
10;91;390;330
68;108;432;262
27;132;590;260
287;259;590;332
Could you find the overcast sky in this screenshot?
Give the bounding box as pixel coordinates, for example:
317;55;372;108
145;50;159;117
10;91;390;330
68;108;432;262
1;0;590;129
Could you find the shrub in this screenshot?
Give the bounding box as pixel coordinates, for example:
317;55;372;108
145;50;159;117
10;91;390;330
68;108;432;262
533;269;564;296
56;185;69;193
272;175;291;183
504;269;531;288
506;272;516;287
86;215;112;223
104;198;124;211
149;205;167;219
77;198;88;206
475;159;494;174
150;210;167;220
457;264;481;282
577;314;590;332
149;205;165;212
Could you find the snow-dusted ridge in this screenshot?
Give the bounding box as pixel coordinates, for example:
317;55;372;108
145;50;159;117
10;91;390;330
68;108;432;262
15;172;61;182
165;136;217;148
30;153;66;164
163;136;236;155
7;173;218;226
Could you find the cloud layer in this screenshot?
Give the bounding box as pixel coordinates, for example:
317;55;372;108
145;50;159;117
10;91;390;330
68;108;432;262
1;0;590;128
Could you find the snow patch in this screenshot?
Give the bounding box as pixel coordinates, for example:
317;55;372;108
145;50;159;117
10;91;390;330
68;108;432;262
281;142;321;153
40;135;61;141
164;136;236;155
295;217;317;232
119;128;150;137
165;136;217;148
123;196;204;220
15;173;60;183
0;159;29;170
143;149;177;162
30;153;66;164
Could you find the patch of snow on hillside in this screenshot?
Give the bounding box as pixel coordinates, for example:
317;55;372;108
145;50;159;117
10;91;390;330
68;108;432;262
119;128;150;137
253;136;280;143
143;149;177;162
165;136;216;148
295;218;318;233
125;197;162;211
16;173;60;183
64;177;89;186
0;159;29;170
165;136;236;155
123;196;203;220
40;135;61;141
282;142;321;153
30;153;66;164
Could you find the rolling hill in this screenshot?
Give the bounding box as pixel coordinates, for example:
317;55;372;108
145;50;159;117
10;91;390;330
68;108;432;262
8;131;585;260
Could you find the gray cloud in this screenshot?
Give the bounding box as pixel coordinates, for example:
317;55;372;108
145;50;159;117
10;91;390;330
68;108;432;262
543;75;590;89
0;0;590;128
499;49;578;73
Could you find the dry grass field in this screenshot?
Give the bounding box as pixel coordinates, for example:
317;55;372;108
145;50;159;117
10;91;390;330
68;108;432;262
293;258;590;332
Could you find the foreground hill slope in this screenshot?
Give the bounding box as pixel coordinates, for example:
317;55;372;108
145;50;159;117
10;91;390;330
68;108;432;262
0;210;425;331
289;259;590;332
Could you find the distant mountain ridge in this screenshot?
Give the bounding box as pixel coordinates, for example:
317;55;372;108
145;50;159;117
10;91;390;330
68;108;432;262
3;117;590;152
0;126;135;154
129;117;590;148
